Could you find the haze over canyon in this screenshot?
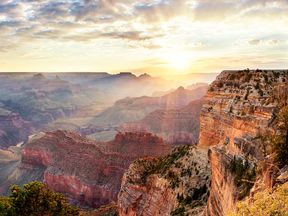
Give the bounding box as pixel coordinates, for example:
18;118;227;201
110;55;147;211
0;70;287;216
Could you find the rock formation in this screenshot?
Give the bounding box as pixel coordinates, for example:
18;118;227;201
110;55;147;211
117;70;288;216
2;70;287;215
20;130;171;208
117;146;210;216
199;70;288;216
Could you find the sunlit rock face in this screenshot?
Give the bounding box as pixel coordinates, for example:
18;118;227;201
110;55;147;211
118;146;210;216
20;130;171;207
206;148;237;216
198;70;288;216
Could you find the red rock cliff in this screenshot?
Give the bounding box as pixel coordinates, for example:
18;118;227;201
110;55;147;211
21;130;171;207
118;146;210;216
199;70;288;216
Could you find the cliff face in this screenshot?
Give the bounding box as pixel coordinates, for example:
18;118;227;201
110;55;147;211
199;70;288;216
118;146;210;216
200;70;288;148
20;130;171;208
206;149;237;216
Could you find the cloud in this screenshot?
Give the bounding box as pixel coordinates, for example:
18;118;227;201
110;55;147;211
188;0;288;21
134;0;188;22
0;0;287;59
249;39;261;45
0;2;18;14
267;39;280;45
248;38;282;46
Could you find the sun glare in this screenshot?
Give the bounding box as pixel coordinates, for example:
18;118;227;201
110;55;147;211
164;53;189;70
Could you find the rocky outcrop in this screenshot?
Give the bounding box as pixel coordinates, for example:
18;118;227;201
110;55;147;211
199;70;288;148
20;130;171;208
119;173;177;216
118;146;210;216
199;70;288;216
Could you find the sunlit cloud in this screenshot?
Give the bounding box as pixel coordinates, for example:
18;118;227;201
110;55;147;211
0;0;287;74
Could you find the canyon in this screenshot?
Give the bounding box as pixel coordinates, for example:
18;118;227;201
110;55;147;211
0;73;207;148
117;70;288;216
0;72;209;213
1;70;287;216
3;130;171;208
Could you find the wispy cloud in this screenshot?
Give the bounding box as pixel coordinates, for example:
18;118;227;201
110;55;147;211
0;0;287;73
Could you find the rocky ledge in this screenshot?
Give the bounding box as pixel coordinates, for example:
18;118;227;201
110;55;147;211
118;145;210;216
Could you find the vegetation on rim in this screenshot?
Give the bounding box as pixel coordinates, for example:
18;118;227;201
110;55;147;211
0;182;79;216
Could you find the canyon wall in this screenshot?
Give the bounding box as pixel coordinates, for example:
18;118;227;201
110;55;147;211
20;130;171;208
117;146;211;216
199;70;288;216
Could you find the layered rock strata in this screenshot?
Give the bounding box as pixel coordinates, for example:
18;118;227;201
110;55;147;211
21;130;171;207
199;70;288;216
118;146;210;216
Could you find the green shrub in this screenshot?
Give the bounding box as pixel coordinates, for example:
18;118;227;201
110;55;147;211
217;82;224;88
263;74;269;83
272;106;288;168
244;73;252;82
229;182;288;216
0;182;79;216
258;88;263;96
139;146;190;184
229;157;256;200
171;205;185;216
229;74;237;80
255;82;260;89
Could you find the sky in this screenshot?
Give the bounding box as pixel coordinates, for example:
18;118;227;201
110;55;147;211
0;0;288;76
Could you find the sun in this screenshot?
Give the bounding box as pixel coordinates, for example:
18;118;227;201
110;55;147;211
170;57;189;70
164;53;189;70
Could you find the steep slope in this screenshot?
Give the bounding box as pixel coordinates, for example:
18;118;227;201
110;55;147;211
199;70;288;216
5;130;171;208
117;70;288;216
118;146;210;216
